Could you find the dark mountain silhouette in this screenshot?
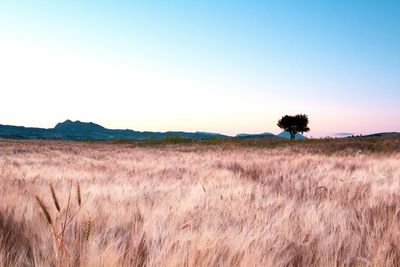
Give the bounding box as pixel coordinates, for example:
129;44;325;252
54;120;106;133
362;132;400;138
235;132;276;139
0;120;229;141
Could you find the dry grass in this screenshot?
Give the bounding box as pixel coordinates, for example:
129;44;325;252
1;139;400;266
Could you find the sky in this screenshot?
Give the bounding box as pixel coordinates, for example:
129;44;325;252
0;1;399;137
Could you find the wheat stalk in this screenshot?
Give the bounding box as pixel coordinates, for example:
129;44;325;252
35;196;52;225
76;182;81;206
35;195;60;264
49;184;61;212
84;217;92;241
35;182;92;266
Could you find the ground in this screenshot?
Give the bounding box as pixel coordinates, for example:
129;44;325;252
1;139;400;266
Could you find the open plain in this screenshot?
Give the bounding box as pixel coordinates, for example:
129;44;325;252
1;139;400;266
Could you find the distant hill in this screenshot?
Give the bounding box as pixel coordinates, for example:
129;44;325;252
235;132;276;139
362;132;400;138
54;120;106;133
277;132;308;140
0;120;229;141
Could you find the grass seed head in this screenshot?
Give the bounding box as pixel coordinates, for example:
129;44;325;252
84;217;92;241
77;182;82;206
35;195;53;225
49;184;61;212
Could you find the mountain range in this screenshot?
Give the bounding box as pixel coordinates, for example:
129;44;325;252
0;120;306;141
1;120;397;141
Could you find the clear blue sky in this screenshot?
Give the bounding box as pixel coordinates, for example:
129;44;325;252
0;1;399;136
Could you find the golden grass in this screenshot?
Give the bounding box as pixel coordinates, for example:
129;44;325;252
1;139;400;266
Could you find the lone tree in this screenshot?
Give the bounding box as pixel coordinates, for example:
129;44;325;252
277;114;310;140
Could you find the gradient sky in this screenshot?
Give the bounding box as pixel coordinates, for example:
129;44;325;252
0;1;399;137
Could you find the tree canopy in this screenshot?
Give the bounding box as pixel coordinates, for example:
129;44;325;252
277;114;310;139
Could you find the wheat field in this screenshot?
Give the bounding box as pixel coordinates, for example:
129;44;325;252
1;139;400;266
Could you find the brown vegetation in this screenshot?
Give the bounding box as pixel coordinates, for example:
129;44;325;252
1;139;400;266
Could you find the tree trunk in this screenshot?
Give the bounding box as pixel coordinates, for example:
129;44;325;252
290;132;296;140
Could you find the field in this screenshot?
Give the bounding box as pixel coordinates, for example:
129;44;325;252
1;138;400;266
